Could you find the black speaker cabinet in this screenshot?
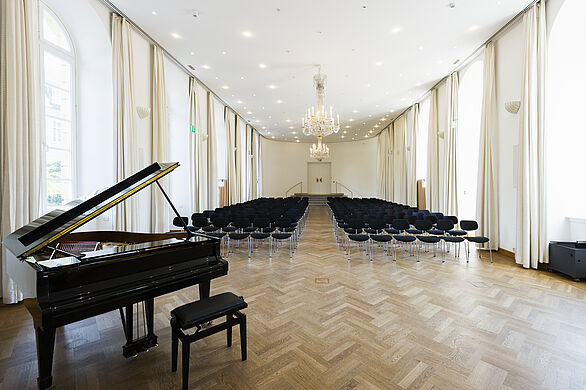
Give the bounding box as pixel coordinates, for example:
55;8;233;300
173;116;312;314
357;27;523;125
548;241;586;281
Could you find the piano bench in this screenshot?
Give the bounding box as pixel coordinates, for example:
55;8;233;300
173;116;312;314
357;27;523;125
170;292;248;390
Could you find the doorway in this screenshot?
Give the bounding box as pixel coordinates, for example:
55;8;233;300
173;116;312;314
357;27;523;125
307;162;332;194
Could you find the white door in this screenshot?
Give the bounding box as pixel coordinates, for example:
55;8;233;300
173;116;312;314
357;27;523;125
308;162;331;194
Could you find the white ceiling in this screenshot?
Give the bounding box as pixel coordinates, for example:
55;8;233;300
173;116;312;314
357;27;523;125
110;0;531;143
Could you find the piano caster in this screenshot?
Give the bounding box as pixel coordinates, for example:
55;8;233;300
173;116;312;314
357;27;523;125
122;334;158;358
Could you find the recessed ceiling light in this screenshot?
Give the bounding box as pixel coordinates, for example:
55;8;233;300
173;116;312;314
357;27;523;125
352;110;359;113
170;32;182;39
271;136;275;139
296;140;300;142
285;119;291;122
276;99;283;104
259;63;267;69
242;31;253;38
240;76;245;79
352;138;355;140
354;133;358;136
400;97;406;101
262;126;267;129
364;135;369;138
391;27;401;34
247;111;252;114
152;11;157;15
253;94;256;97
255;120;260;123
268;84;277;89
415;82;422;87
469;25;479;31
437;59;444;64
190;51;195;55
267;131;271;134
221;85;229;89
237;100;243;104
368;115;372;117
343;131;347;134
221;51;227;55
341;135;345;138
349;118;354;122
202;64;211;69
345;125;350;129
375;61;383;66
390;109;395;113
215;76;219;79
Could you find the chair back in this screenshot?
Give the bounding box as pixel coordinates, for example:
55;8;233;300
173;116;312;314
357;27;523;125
460;220;479;231
436;219;454;231
414;219;432;231
192;216;209;229
212;216;229;228
275;217;292;230
392;219;410;231
173;216;189;228
233;217;251;229
252;217;270;229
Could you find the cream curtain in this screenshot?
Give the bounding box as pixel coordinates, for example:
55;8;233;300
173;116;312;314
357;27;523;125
188;77;200;212
426;89;440;212
443;72;459;216
151;45;168;232
377;127;390;200
225;108;238;205
249;128;259;200
196;82;208;210
476;42;499;250
245;125;253;201
257;134;263;197
234;116;244;203
516;1;547;269
1;0;42;303
207;92;218;209
405;105;418;207
393;115;407;204
112;14;138;230
388;123;395;201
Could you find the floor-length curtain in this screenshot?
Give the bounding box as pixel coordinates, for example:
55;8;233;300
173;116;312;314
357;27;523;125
188;77;200;212
249;129;259;200
388;123;394;201
516;1;547;269
393;115;407;204
377;127;389;200
195;83;208;209
245;125;253;202
406;105;418;207
234;116;243;203
443;72;459;216
112;14;138;230
225;108;238;205
257;134;263;197
151;45;168;232
477;42;499;250
207;92;218;209
1;0;42;303
426;89;440;212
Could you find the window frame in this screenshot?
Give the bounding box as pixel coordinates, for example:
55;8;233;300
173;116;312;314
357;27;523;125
39;2;78;210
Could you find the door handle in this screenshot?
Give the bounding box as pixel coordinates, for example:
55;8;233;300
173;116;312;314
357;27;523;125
320;178;322;182
316;178;319;182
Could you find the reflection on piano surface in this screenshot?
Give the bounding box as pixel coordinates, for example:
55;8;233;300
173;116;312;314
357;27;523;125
3;162;228;390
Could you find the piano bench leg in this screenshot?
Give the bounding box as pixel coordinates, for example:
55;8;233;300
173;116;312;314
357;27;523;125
181;341;190;390
171;328;178;372
239;313;247;361
226;315;232;347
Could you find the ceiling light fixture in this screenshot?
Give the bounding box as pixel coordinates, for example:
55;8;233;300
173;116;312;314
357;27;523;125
276;99;284;104
310;137;329;161
170;32;182;39
268;84;277;89
391;27;401;34
301;67;340;138
221;85;229;89
152;11;157;15
202;64;211;69
242;31;253;38
259;63;267;69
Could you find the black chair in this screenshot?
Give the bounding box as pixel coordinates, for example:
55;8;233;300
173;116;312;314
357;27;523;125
437;219;464;259
346;218;370;261
171;293;247;390
191;216;209;232
460;220;492;263
414;220;443;262
208;216;229;256
271;217;294;258
368;219;393;261
173;216;189;229
229;217;252;258
392;219;417;262
250;217;271;257
446;215;466;237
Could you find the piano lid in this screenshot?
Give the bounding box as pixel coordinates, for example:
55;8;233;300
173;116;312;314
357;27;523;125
3;162;180;259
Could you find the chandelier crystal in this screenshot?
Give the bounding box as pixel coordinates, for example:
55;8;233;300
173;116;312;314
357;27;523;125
310;137;329;161
302;66;340;137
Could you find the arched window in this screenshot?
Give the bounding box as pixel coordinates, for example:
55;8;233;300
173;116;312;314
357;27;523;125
456;59;483;220
547;0;586;240
39;4;76;208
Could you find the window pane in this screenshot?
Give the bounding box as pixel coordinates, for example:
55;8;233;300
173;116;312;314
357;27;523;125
45;117;71;149
46;148;72;181
44;51;71;90
42;8;71;51
47;179;72;207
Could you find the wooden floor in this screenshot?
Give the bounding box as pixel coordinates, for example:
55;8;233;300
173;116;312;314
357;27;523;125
2;206;586;390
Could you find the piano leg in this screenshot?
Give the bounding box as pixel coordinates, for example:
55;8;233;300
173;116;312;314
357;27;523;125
199;280;211;299
34;326;56;390
121;301;158;358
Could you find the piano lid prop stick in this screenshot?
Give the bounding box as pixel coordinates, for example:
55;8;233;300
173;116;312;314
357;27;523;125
155;180;193;236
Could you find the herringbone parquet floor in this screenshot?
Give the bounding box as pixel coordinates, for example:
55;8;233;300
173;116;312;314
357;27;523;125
1;206;586;390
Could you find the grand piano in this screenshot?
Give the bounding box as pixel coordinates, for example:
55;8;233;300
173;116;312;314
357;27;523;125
2;162;228;390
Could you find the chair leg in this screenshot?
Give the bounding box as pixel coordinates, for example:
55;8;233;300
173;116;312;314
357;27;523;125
489;246;493;263
269;237;272;259
181;341;190;390
226;315;232;347
240;314;247;361
247;237;251;258
171;329;178;372
416;241;420;262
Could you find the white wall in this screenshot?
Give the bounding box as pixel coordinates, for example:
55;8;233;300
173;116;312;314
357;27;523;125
261;138;378;198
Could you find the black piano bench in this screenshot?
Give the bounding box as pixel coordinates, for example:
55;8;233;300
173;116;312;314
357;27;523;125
170;292;248;390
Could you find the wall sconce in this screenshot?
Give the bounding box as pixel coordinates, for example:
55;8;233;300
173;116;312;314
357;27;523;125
136;106;151;119
505;101;520;114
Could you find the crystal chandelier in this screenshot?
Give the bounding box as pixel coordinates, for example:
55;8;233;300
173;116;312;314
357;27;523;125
310;137;329;161
302;66;340;137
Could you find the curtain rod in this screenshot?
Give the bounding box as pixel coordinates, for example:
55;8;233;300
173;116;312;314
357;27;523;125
99;0;256;133
378;0;540;134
